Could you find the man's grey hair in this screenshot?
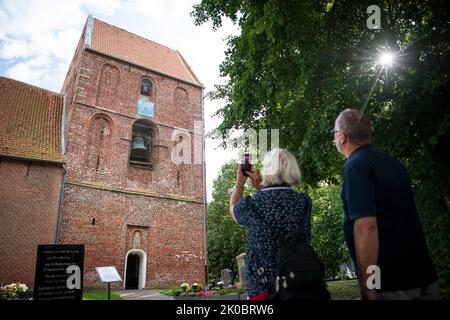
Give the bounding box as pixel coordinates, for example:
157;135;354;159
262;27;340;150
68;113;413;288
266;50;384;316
336;109;373;145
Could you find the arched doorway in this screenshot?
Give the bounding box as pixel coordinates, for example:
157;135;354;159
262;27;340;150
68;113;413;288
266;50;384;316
125;254;139;289
124;249;147;290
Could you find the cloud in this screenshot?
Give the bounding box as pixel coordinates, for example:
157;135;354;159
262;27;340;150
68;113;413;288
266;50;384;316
125;0;167;18
6;62;31;82
0;10;7;38
5;56;68;90
0;0;240;199
1;1;82;37
81;0;123;16
0;38;31;60
27;55;51;68
6;61;47;84
0;0;124;91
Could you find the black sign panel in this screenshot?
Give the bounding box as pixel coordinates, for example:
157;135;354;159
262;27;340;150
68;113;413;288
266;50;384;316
33;244;84;301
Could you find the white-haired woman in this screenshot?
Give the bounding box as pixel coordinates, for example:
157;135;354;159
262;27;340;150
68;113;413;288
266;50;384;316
230;148;312;300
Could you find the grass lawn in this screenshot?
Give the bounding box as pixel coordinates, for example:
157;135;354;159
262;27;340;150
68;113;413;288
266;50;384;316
83;291;122;300
159;280;359;300
159;288;180;296
326;279;359;300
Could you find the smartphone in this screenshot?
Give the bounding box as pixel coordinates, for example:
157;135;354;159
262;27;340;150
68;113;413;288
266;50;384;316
242;153;252;176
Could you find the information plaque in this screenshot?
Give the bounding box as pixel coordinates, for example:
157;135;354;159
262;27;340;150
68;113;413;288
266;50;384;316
33;244;84;301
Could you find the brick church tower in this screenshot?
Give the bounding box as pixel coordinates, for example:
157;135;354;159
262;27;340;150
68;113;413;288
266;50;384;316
59;16;206;289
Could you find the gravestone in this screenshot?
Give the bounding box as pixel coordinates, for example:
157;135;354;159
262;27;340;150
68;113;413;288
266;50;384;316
236;253;246;286
220;268;233;287
339;262;357;279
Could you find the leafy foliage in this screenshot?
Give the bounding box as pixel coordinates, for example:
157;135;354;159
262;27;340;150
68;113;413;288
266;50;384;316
207;162;248;280
194;0;450;298
308;182;351;279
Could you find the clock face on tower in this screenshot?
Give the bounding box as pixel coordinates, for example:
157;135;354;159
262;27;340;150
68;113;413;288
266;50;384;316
137;99;154;117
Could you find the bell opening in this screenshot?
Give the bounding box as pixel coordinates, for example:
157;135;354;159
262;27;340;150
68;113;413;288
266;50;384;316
132;136;147;151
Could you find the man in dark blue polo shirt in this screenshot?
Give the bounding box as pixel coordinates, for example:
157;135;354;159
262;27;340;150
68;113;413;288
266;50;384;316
332;109;439;300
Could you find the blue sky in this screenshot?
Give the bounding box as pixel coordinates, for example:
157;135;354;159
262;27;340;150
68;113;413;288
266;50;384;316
0;0;241;201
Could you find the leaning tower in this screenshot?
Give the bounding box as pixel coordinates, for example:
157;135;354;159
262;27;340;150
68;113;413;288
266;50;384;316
59;16;207;289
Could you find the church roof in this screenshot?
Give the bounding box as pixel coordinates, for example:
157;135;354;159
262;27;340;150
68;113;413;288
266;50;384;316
0;77;63;162
89;18;203;87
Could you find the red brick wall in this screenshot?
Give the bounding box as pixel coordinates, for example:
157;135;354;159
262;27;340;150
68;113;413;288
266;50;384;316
74;50;203;132
61;47;206;288
0;158;63;286
60;184;205;289
61;18;87;109
64;104;203;198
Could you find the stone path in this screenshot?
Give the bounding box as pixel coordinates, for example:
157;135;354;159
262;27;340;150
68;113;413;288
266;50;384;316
119;289;174;300
118;289;248;300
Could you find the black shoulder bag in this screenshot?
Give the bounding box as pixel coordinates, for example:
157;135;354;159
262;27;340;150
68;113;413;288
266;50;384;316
254;226;330;300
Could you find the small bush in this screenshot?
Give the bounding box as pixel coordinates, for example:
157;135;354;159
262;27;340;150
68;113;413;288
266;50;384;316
191;283;204;292
180;282;191;292
0;282;29;300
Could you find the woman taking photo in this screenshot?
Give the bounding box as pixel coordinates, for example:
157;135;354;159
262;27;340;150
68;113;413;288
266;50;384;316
229;148;312;300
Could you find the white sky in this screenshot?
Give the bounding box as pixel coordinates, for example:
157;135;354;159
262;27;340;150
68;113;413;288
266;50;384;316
0;0;241;201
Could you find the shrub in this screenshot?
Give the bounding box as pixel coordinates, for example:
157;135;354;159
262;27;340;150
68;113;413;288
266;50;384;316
191;283;204;292
0;282;29;300
180;282;190;292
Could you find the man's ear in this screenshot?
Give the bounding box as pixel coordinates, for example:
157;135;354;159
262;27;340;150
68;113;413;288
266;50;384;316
340;132;347;145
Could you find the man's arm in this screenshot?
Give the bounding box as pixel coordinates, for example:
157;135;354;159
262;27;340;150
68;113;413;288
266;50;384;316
353;216;379;300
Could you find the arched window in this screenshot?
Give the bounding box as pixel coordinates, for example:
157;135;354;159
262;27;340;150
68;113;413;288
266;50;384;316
96;64;119;107
86;114;113;175
140;78;152;97
137;78;155;117
130;120;153;164
174;87;188;105
174;87;189;127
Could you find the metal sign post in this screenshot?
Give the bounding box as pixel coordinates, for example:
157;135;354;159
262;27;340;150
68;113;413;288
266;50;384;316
95;266;122;300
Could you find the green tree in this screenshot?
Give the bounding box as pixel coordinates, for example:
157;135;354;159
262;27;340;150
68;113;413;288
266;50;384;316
207;161;248;281
208;161;349;281
193;0;450;297
308;182;351;280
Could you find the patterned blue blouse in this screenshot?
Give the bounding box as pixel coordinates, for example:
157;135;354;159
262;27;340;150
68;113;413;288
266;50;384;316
233;185;312;297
